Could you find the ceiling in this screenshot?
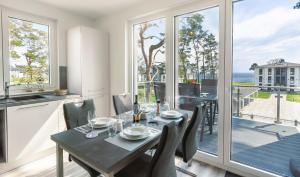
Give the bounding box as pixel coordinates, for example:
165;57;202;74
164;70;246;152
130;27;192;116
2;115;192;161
34;0;146;19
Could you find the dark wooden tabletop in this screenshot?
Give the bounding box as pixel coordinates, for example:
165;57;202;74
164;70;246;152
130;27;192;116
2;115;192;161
51;119;166;175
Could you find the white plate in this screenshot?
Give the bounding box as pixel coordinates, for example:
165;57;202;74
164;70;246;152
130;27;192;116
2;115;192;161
161;110;182;119
123;126;149;137
119;131;149;141
90;117;116;128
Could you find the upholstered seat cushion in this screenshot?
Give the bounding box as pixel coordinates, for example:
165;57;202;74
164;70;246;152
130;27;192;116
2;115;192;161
115;154;152;177
290;158;300;177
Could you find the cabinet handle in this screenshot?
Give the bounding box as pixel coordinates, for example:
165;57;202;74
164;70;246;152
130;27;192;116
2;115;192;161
17;103;49;110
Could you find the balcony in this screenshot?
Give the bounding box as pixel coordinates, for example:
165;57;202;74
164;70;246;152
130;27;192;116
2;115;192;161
138;82;300;176
200;85;300;177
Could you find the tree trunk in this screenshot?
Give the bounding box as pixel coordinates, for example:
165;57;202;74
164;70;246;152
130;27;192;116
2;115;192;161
145;68;151;103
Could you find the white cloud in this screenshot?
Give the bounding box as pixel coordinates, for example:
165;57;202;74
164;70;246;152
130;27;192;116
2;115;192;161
234;7;300;40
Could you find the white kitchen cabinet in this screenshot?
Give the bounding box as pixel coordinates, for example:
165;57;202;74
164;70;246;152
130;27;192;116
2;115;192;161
84;94;109;117
67;26;110;115
67;26;109;97
7;101;61;162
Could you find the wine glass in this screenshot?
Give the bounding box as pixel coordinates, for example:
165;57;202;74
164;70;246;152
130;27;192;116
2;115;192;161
86;111;98;138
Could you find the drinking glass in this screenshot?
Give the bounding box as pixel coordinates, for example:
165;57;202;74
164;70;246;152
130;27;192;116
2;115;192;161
107;121;117;137
86;111;98;138
162;96;171;111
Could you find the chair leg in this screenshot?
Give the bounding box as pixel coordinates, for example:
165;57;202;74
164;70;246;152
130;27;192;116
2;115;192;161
188;160;192;167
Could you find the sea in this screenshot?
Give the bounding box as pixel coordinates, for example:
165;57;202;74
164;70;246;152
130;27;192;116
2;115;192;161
232;72;255;83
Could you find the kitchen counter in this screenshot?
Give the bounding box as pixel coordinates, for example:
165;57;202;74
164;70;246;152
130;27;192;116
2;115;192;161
0;94;81;108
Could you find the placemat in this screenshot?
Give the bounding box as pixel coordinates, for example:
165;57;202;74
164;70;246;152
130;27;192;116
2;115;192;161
105;127;161;151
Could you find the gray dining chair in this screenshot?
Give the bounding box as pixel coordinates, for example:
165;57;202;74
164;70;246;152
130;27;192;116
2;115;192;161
176;105;205;177
115;115;188;177
290;159;300;177
63;99;100;177
112;94;133;115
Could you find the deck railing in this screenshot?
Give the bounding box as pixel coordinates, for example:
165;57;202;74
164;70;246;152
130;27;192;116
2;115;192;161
234;85;300;126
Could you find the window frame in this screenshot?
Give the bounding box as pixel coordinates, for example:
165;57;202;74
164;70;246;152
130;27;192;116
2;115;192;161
1;7;58;95
0;9;3;95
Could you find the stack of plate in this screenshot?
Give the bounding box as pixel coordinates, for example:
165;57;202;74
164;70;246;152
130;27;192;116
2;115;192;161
91;118;115;129
120;126;150;141
161;110;182;119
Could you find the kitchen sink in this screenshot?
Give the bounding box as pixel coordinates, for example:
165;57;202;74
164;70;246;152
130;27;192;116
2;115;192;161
10;95;46;101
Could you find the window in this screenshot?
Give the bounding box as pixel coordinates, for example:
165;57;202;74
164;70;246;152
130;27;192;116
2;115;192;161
231;0;300;176
276;68;281;75
2;9;58;93
259;69;263;75
290;68;295;75
8;17;50;85
133;18;166;104
290;76;295;84
268;68;272;75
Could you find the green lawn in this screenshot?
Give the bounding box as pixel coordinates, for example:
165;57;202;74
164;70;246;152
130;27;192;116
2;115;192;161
287;93;300;103
251;91;271;99
232;82;255;86
138;85;156;103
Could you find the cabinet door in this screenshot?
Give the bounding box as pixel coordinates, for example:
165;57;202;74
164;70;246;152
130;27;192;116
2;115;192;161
7;101;60;162
81;27;109;96
84;94;109;117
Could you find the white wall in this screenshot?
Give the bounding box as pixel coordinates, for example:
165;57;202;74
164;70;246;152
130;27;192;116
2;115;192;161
96;0;196;113
0;0;95;66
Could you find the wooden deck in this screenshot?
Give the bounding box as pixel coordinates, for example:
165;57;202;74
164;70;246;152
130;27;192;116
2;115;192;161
198;117;300;177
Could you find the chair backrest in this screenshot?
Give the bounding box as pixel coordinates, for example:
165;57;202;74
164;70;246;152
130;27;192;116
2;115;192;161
182;105;205;162
63;99;95;129
148;114;188;177
178;83;201;97
154;82;166;103
201;79;217;96
112;94;133;115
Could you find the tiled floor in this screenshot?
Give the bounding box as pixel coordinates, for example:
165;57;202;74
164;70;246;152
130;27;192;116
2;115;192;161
0;153;228;177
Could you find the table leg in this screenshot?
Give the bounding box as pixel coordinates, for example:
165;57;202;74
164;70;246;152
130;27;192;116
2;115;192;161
212;101;217;125
209;102;213;134
56;144;64;177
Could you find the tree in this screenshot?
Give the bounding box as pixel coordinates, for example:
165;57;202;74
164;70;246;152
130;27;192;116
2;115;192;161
177;14;218;83
178;27;192;83
249;63;258;71
294;1;300;9
9;18;49;85
137;22;165;102
203;33;218;79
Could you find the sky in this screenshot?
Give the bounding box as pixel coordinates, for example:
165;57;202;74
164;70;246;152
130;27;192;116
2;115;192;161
135;0;300;74
233;0;300;73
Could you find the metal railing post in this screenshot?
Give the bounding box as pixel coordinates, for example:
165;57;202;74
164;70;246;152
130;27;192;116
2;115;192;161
275;87;282;124
237;86;240;117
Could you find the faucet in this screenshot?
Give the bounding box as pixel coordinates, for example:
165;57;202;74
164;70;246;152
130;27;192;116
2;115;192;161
4;82;9;99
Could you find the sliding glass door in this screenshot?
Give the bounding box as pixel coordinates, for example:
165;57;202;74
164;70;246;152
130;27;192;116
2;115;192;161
175;6;221;156
228;0;300;176
131;0;300;176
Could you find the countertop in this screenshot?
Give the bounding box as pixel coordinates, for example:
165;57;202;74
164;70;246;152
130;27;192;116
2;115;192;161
0;94;81;108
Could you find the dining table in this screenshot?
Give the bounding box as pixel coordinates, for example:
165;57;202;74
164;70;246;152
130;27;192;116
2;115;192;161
51;109;192;177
